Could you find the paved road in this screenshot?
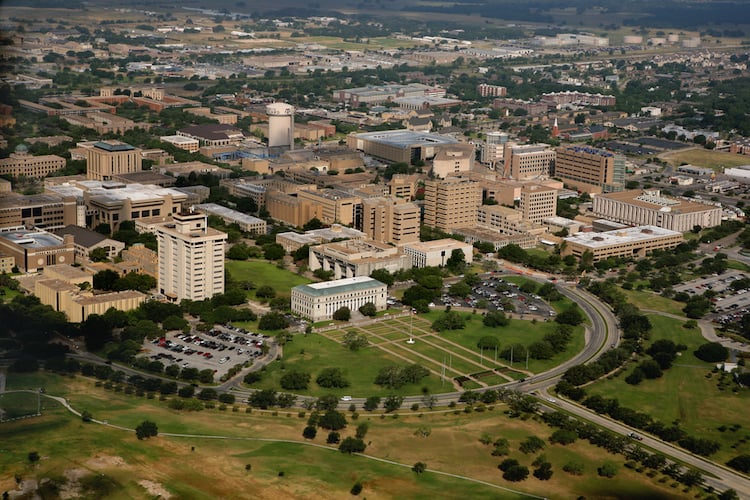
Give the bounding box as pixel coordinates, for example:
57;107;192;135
541;388;750;496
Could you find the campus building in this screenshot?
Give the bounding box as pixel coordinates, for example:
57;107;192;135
423;177;482;231
276;224;366;253
561;225;683;262
84;140;142;181
0;193;78;231
291;276;387;322
553;145;625;194
0;230;75;273
308;239;412;280
592;189;722;232
155;211;227;301
195;203;267;235
431;143;475;179
503;143;556;180
297;189;361;226
403;239;474;268
361;196;420;246
0;144;66;178
519;184;558;223
53;225;125;262
347;130;458;164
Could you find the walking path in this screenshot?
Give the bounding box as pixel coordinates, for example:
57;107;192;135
3;390;546;500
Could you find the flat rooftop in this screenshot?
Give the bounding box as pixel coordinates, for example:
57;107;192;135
93;140;136;152
0;230;64;248
353;130;458;149
564;225;682;248
404;238;469;252
293;276;385;297
596;189;720;214
195;203;265;225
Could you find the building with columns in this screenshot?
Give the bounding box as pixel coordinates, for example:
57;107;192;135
291;276;387;321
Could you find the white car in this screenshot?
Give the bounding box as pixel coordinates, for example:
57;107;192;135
340;396;352;402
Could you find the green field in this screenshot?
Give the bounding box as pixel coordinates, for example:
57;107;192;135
661;148;750;171
0;372;689;500
620;289;686;316
225;260;311;299
586;314;750;464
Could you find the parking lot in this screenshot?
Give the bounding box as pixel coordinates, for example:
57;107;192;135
424;273;556;318
138;324;270;379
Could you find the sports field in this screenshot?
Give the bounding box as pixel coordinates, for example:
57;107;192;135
661;148;750;171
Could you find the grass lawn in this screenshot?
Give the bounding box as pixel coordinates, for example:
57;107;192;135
421;311;585;374
620;289;686;316
225;260;310;299
727;260;750;272
247;332;451;397
586;314;750;464
661;148;750;171
0;286;21;303
0;371;689;500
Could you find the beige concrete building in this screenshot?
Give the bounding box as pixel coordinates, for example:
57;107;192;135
0;193;78;231
431;143;475;179
0;230;75;273
291;276;387;322
592;189;722;232
423;178;482;231
309;239;412;279
195;203;267;235
160;135;200;153
562;225;683;262
84;140;142;181
266;191;323;228
276;225;366;253
361;196;420;246
389;174;420;200
121;243;158;278
34;266;146;322
454;227;539;250
476;204;548;238
0;253;14;273
54;225;125;262
155;211;227;301
0;145;66;178
347;130;458;164
519;184;558;223
403;239;474;268
0;178;11;193
554;145;624;194
503;143;555;180
297;189;361;226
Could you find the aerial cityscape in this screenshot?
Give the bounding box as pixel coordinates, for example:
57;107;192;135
2;0;750;498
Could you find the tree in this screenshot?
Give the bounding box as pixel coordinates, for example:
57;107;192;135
694;342;728;362
412;462;427;474
370;268;394;286
318;410;347;430
89;247;109;262
248;389;277;409
263;243;285;260
383;394;404;412
93;269;119;291
342;331;368;351
135;420;158;440
597;462;618;478
431;310;465;331
302;217;323;231
358;302;377;317
350;482;363;495
327;431;341;444
563;461;584;475
363;396;381;411
638;359;663;379
477;335;500;350
256;285;276;299
555;304;585;326
302;426;317;439
446;249;466;272
259;312;289;330
727;454;750;473
503;464;529;482
316;367;350;388
339;437;366;454
355;422;369;439
333;307;351;321
533;461;553;480
448;281;471;298
483;311;509;327
280;370;311;390
519;436;546;454
28;451;40;463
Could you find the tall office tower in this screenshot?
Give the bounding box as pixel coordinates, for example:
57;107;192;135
266;102;295;149
554;145;625;193
519;184;558;223
361;196;420;245
155;210;227;302
85;140;141;181
504;143;556;180
481;131;508;169
423;177;482;231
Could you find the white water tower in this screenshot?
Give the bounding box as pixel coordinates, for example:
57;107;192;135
266;102;295;149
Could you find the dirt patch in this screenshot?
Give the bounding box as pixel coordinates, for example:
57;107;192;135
85;454;126;468
138;479;172;498
59;469;87;499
